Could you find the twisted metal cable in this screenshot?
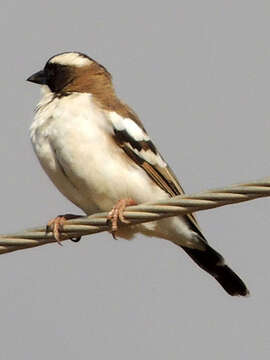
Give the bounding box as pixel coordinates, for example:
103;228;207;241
1;177;270;255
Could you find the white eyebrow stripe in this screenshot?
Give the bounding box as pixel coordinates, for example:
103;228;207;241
49;53;92;67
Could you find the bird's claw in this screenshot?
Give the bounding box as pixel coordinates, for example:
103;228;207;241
107;198;136;239
46;214;82;245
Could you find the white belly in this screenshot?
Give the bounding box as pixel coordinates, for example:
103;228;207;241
30;90;167;215
30;88;196;246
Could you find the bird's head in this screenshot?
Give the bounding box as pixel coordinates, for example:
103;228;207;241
27;52;112;95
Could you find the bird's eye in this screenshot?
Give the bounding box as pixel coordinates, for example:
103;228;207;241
45;65;56;78
43;63;71;92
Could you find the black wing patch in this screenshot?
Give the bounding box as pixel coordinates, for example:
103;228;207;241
114;128;158;154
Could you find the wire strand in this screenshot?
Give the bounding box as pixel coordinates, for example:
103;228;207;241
0;177;269;255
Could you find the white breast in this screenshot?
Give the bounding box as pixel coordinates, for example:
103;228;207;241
30;87;167;215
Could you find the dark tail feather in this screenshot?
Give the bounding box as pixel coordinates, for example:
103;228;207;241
181;243;249;296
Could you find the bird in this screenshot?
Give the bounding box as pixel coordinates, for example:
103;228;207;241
27;51;248;296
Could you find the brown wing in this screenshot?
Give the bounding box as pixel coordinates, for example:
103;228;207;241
111;114;205;238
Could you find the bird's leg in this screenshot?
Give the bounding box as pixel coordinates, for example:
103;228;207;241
46;213;82;245
107;198;137;239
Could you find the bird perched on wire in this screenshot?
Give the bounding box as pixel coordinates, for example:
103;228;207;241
27;52;248;296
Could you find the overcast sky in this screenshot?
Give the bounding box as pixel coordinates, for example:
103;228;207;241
0;1;269;359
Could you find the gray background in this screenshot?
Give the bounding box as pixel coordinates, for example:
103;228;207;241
0;0;269;359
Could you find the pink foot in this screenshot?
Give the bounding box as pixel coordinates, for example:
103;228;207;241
46;214;81;245
107;198;136;239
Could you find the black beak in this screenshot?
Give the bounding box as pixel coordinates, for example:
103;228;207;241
27;70;47;85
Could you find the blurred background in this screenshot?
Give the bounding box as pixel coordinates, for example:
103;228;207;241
0;1;269;359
